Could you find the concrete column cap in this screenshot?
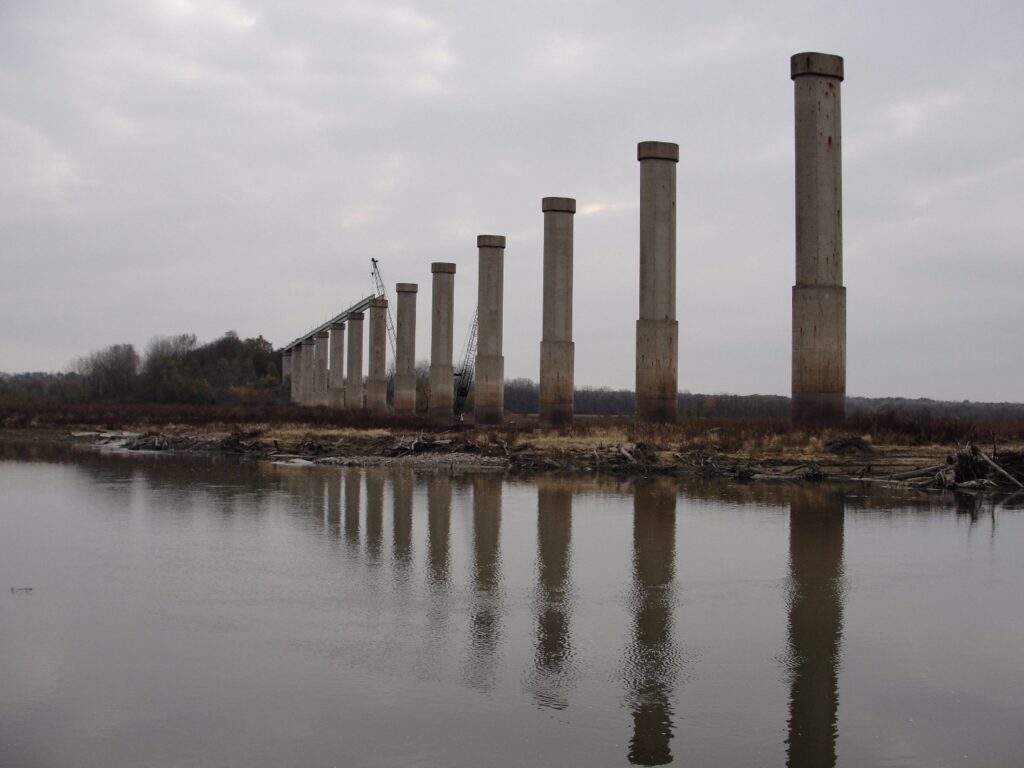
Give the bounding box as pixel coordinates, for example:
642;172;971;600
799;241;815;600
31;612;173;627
331;321;346;330
347;311;364;321
477;234;506;249
637;141;679;162
791;52;844;81
431;262;457;274
302;338;316;346
282;349;291;356
369;298;388;308
315;330;330;339
542;197;577;213
396;282;418;293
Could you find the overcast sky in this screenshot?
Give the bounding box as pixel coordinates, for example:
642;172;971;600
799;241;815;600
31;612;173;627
2;0;1021;401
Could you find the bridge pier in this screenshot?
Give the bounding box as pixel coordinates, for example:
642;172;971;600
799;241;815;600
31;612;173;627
429;262;456;421
636;141;679;423
328;322;345;408
345;312;364;410
475;235;506;425
367;299;389;414
300;337;316;405
791;52;846;424
313;331;329;406
393;283;418;416
289;345;302;404
540;197;576;428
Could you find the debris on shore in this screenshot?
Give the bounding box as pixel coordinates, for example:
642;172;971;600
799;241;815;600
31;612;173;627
74;428;1024;495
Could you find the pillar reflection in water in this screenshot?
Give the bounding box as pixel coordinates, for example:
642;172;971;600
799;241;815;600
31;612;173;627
418;475;453;679
391;468;414;576
463;475;503;692
325;470;341;538
343;468;361;551
785;487;845;768
525;480;575;709
624;478;679;767
365;468;384;563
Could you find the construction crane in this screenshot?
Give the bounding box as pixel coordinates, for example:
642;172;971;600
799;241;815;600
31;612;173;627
370;258;398;359
453;307;479;420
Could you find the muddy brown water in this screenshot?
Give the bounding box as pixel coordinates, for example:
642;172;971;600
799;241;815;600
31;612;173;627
1;442;1022;767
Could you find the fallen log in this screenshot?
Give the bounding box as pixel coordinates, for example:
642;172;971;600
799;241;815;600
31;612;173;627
975;448;1024;490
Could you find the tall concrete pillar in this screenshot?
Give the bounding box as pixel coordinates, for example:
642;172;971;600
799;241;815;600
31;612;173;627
281;350;292;389
428;262;456;420
636;141;679;423
539;197;576;427
313;331;329;406
791;52;846;424
300;337;316;405
328;322;345;409
367;298;388;415
345;311;364;410
289;345;302;403
394;283;418;416
475;235;506;425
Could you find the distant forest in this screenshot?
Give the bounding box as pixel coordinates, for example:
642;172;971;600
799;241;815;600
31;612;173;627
2;334;1023;421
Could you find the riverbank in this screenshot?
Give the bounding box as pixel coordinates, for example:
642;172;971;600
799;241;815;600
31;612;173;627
3;416;1022;495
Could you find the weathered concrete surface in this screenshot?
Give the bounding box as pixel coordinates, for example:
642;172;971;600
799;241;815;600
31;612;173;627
394;283;418;416
300;338;316;405
429;262;456;420
328;322;345;409
345;312;364;410
636;141;679;422
792;52;846;423
367;299;388;415
540;197;576;427
289;345;302;404
313;331;329;406
475;235;506;425
792;285;846;423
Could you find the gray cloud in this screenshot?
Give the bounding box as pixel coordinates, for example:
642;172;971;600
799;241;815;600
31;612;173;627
2;0;1022;401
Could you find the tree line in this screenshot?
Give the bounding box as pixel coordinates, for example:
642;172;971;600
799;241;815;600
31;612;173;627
3;337;1022;421
0;332;282;404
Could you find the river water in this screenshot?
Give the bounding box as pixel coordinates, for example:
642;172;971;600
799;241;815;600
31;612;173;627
1;442;1022;767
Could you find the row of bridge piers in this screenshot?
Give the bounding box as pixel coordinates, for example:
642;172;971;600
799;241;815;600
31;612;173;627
281;52;846;426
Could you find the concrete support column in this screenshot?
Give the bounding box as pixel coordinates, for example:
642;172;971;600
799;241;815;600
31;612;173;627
300;338;316;405
289;345;302;403
281;350;292;389
393;283;418;416
539;197;576;427
791;52;846;424
328;322;345;408
345;312;364;410
636;141;679;423
367;299;388;415
313;331;329;406
428;262;456;420
475;235;506;425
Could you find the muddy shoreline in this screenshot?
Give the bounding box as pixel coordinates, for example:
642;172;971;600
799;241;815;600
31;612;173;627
4;424;1022;498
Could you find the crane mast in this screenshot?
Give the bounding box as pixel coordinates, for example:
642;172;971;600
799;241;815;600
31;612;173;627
370;258;398;359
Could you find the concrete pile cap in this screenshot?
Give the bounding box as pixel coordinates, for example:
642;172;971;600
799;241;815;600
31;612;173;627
302;338;315;346
791;52;844;80
477;234;506;249
431;262;456;274
542;197;576;213
637;141;679;162
331;321;346;330
347;311;365;320
315;330;330;338
369;298;388;308
396;282;418;293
